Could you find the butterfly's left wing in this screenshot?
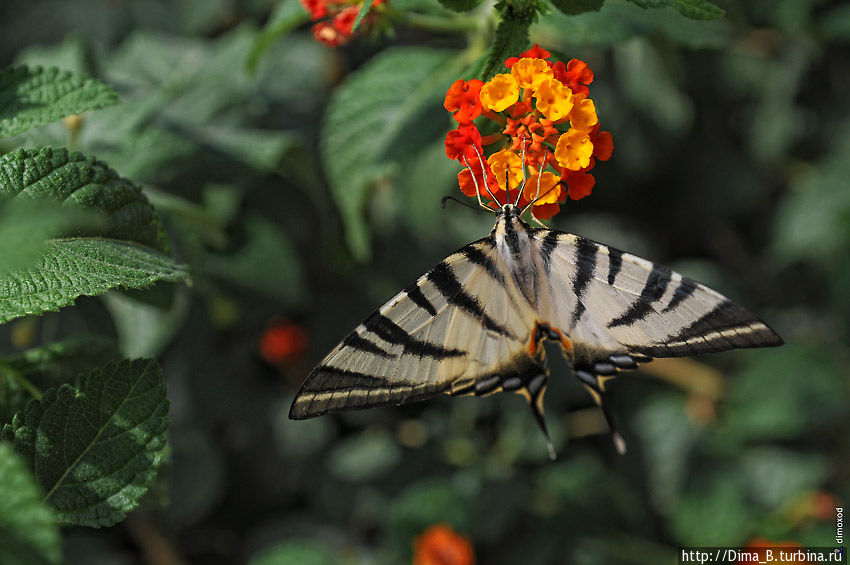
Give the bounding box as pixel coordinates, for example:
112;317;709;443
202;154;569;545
289;238;541;420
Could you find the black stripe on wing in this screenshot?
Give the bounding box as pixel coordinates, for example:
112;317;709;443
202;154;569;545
427;260;513;338
571;237;598;324
289;365;449;419
608;263;672;328
362;312;467;360
628;299;783;357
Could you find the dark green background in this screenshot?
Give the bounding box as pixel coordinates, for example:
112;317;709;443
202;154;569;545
0;0;847;563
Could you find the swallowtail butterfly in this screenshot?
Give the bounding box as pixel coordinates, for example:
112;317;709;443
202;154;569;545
289;180;782;458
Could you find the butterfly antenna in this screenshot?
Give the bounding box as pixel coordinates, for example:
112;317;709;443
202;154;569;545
469;146;501;206
514;136;528;207
521;148;558;217
462;155;495;213
441;195;488;213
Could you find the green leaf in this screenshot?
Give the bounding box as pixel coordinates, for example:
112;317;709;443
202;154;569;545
0;238;188;325
549;0;604;16
204;215;304;305
0;198;100;278
626;0;723;20
1;336;121;424
479;15;532;80
247;0;311;72
0;442;61;565
437;0;484;13
249;540;338;565
0;147;169;252
0;65;119;138
352;0;376;32
671;474;752;546
533;1;732;48
326;428;401;481
321;47;462;259
2;359;169;528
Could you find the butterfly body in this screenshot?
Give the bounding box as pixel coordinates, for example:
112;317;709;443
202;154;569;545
290;203;782;456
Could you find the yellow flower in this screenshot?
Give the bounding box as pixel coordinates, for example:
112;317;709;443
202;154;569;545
480;74;520;112
522;171;561;204
511;58;553;91
488;149;523;191
569;94;598;131
533;78;573;121
555;129;594;171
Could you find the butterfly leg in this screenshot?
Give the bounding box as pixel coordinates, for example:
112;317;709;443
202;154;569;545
504;371;556;460
575;368;627;454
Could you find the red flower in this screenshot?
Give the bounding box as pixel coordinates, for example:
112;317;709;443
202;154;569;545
300;0;328;19
553;59;594;96
333;5;359;35
505;44;552;68
444;79;484;124
445;124;483;163
260;320;309;364
591;127;614;160
562;170;595;200
413;524;475;565
312;21;348;46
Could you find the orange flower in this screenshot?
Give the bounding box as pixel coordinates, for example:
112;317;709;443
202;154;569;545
534;78;573;121
442;46;612;219
260;320;309;364
555;128;594;171
511;58;553;90
480;73;520;112
413;524;475;565
488;149;523;192
444;79;484;124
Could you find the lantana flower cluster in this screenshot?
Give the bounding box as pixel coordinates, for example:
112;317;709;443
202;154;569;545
444;45;613;220
301;0;384;47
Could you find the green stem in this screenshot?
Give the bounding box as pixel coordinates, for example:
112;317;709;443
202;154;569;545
0;360;43;401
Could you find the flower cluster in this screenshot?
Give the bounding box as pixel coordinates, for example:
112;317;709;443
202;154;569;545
443;45;613;219
300;0;384;47
413;524;475;565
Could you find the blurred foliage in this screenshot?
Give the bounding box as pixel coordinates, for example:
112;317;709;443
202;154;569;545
0;0;847;564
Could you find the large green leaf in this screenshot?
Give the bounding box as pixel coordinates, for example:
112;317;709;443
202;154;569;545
0;147;168;251
2;359;169;527
0;238;188;325
0;148;186;323
0;442;61;565
322;47;462;259
0;198;99;278
1;336;121;424
0;65;118;138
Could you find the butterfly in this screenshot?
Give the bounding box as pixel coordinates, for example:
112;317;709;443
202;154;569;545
289;156;783;459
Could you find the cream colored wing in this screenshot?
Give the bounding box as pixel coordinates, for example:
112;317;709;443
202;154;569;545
289;238;541;420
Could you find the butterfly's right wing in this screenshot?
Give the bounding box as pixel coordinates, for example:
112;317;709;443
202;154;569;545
530;229;783;368
289;238;539;420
